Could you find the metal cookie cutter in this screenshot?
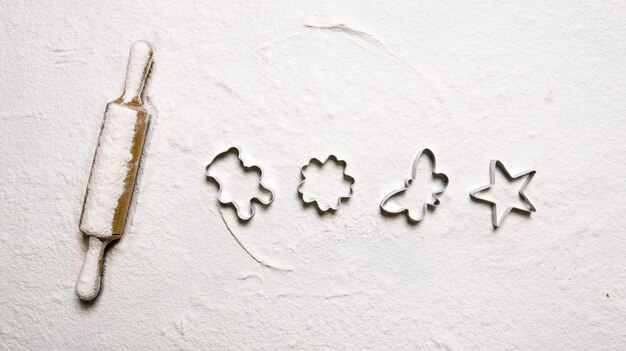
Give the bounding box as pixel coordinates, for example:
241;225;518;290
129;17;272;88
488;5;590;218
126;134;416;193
380;148;449;223
205;146;274;221
469;159;536;228
297;155;355;212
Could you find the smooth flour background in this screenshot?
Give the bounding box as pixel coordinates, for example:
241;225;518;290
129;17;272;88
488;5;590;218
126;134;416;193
1;1;625;350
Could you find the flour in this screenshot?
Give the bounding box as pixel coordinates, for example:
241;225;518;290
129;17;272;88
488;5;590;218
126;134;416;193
1;2;626;349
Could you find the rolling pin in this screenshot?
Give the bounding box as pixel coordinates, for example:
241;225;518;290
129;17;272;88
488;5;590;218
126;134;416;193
76;41;153;301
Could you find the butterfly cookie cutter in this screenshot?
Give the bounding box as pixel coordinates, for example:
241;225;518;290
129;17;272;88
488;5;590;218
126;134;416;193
380;148;449;223
297;155;355;212
205;146;274;221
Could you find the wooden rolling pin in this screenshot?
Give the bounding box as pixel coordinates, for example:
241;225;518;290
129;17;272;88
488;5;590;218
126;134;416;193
76;41;153;301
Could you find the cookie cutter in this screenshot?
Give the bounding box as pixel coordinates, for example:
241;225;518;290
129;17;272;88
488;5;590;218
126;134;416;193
297;155;355;212
380;148;449;223
205;146;274;221
469;159;536;228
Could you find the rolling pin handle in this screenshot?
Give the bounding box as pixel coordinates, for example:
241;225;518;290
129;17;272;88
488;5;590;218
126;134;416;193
75;236;109;301
121;40;153;105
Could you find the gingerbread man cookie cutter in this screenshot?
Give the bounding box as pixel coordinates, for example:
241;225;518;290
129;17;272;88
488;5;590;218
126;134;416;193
205;146;274;221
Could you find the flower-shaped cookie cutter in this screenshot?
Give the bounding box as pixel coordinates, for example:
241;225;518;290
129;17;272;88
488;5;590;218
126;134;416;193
380;148;449;223
297;155;355;212
205;146;274;221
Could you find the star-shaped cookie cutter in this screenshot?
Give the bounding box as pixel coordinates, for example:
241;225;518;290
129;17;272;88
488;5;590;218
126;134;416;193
379;148;449;223
205;146;274;221
469;160;536;228
297;155;355;212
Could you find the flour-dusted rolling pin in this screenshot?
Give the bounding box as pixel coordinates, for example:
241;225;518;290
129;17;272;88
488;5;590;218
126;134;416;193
76;41;153;301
